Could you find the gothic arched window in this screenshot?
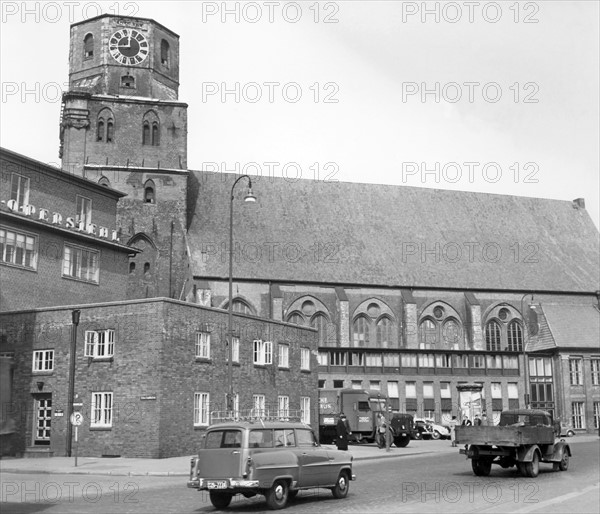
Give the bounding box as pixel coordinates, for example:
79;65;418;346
144;180;155;203
376;316;392;348
287;312;305;326
160;39;170;68
121;75;135;88
442;318;461;348
508;320;523;352
352;315;370;347
485;320;502;351
84;34;94;59
152;122;160;146
97;119;104;141
106;120;114;142
311;313;329;345
142;122;150;145
419;319;437;348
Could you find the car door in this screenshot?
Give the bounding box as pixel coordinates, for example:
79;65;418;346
296;429;332;487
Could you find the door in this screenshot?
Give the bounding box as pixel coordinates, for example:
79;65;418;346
33;395;52;446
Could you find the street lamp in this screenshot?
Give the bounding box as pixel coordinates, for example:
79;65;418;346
66;309;81;457
520;294;534;408
227;175;256;413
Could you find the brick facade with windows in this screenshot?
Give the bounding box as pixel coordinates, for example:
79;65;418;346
0;299;318;458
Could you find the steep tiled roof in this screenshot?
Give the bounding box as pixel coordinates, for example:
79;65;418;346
187;172;600;292
529;302;600;351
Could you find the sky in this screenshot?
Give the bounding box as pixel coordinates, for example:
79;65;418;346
1;1;599;229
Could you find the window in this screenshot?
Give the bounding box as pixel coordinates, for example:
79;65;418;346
63;244;99;283
106;120;114;142
0;228;37;269
419;319;437;347
144;262;150;274
503;356;519;370
435;354;452;368
418;353;434;368
97;119;104;141
287;312;305;325
301;348;310;370
253;394;265;417
423;382;434;398
353;316;370;346
376;317;392;347
91;392;113;428
333;380;344;388
453;354;469;368
569;358;583;385
405;382;416;398
318;379;326;388
129;262;135;274
278;395;289;418
317;352;328;366
301;396;310;424
485;321;501;351
232;299;252;314
231;337;239;363
33;350;54;372
76;196;92;226
311;313;330;345
486;355;502;369
440;382;451;398
253;340;272;365
194;392;210;426
383;353;399;367
142;121;150;145
351;380;362;389
387;381;399;398
442;319;461;348
83;33;94;58
121;75;135;88
152;122;160;146
10;173;30;208
195;332;210;359
591;358;600;386
160;39;170;67
142;180;155;203
84;330;115;358
571;402;584;429
507;321;523;352
369;380;381;390
401;353;417;367
278;344;289;368
471;355;485;369
491;383;502;398
366;353;382;367
594;402;600;430
507;383;519;399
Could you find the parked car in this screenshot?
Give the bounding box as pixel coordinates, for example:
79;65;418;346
187;416;355;510
559;424;576;437
412;419;434;440
423;419;451;440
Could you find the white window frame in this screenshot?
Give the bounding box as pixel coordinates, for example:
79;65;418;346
63;244;99;283
569;358;583;385
76;195;92;226
232;337;239;363
253;340;272;365
195;332;210;359
10;173;30;208
194;392;210;426
591;358;600;386
369;380;381;391
278;343;289;368
423;382;434;398
351;380;362;389
0;227;38;270
32;350;54;372
440;381;451;398
507;383;519;399
91;392;113;428
300;347;310;370
491;382;502;399
405;381;417;398
301;396;310;424
571;401;585;429
253;394;266;417
84;330;115;358
278;395;289;418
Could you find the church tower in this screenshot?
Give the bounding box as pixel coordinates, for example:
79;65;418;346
59;15;190;299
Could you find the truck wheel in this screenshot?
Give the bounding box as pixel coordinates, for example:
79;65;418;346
414;432;422;440
331;471;350;499
553;453;569;471
394;436;410;448
524;452;540;478
472;458;492;476
209;491;233;509
517;462;527;476
266;480;289;510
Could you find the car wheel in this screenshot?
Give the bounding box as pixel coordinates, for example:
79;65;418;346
553;452;569;471
266;479;289;510
414;432;422;440
566;430;575;437
472;458;492;477
209;491;233;509
331;471;350;499
432;430;441;440
524;452;540;478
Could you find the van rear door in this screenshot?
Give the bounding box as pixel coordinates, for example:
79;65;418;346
197;429;244;479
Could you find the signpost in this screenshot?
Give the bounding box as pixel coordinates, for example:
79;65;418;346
70;412;83;467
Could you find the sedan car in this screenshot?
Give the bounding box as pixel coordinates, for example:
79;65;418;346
424;419;451;440
187;419;355;510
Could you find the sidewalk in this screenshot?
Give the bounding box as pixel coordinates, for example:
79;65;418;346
1;436;596;477
0;439;457;477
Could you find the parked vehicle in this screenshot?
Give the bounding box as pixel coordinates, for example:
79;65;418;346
187;412;355;510
390;413;415;447
319;388;389;444
456;409;571;477
423;419;451;440
412;418;434;440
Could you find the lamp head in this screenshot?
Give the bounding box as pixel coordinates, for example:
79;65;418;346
244;187;257;203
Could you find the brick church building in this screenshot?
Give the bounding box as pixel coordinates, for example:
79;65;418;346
1;14;599;458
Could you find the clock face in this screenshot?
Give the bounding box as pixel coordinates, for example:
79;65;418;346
109;28;149;65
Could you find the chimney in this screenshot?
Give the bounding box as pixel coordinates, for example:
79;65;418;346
572;198;586;209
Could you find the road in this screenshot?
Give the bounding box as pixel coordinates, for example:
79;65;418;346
1;439;598;514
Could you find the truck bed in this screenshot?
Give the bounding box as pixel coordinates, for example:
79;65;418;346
456;425;555;447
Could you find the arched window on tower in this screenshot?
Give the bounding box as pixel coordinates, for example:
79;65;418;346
144;180;155;204
160;39;170;68
485;320;502;351
352;315;370;347
97;119;104;141
84;33;94;59
142;122;150;145
152;122;160;146
121;75;135;88
507;320;523;352
106;120;114;142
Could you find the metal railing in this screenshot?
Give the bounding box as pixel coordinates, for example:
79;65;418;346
210;409;304;425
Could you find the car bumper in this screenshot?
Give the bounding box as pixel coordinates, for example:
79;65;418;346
187;478;261;490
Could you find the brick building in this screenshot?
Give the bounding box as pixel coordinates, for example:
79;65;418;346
0;299;318;458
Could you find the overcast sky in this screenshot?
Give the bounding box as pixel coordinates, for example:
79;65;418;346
1;1;599;228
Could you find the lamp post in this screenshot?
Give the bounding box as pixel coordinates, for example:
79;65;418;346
66;309;81;457
227;175;256;413
520;294;534;408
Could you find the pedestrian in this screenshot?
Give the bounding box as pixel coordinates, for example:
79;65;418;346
449;415;458;447
482;413;488;426
464;417;472;426
336;413;351;451
376;413;386;449
474;415;482;426
385;415;394;452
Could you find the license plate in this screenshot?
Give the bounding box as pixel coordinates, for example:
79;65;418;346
207;480;228;489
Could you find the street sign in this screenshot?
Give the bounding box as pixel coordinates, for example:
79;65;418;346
70;412;84;426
